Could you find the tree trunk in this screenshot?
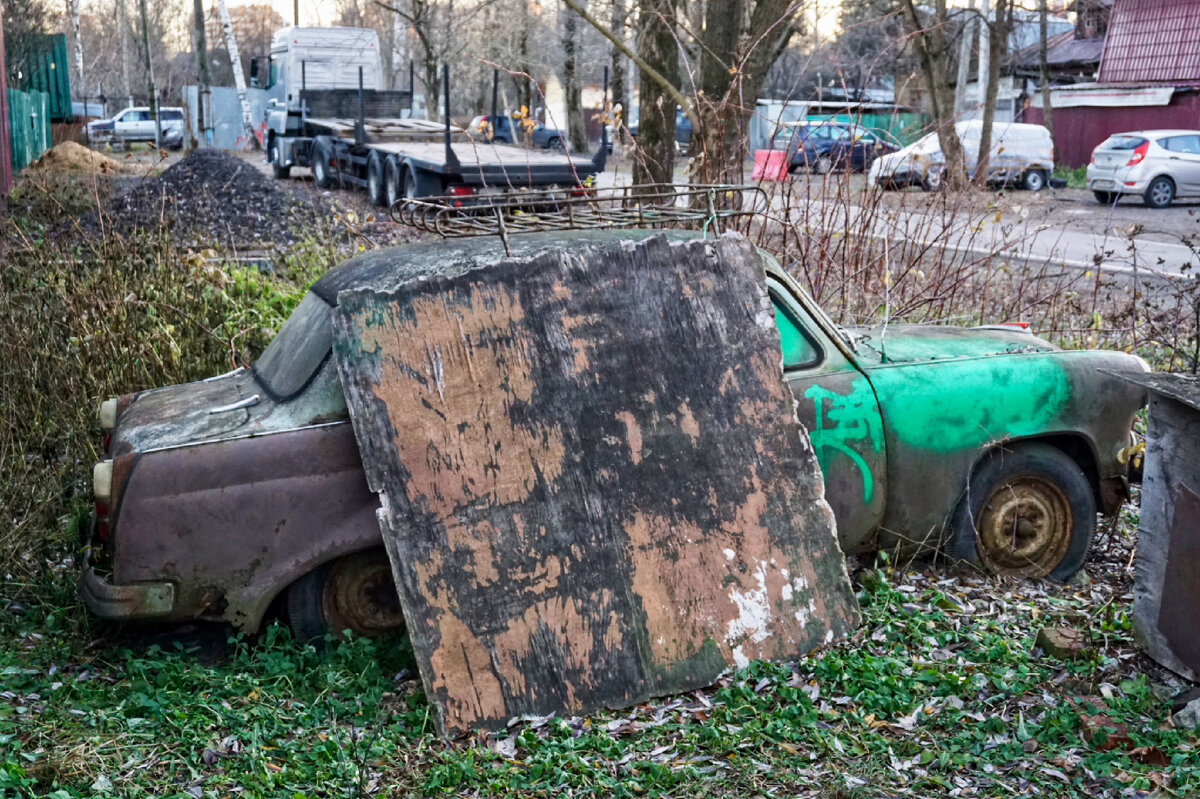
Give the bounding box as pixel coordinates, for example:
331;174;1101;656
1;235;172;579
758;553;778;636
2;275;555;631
1038;0;1054;144
901;0;967;190
975;0;1010;186
694;0;743;184
632;0;678;186
610;0;628;143
562;5;588;152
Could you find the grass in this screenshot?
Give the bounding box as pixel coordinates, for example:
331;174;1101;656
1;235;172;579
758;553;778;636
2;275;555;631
2;543;1197;797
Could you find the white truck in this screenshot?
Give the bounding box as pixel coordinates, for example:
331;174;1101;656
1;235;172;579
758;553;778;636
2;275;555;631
261;27;605;204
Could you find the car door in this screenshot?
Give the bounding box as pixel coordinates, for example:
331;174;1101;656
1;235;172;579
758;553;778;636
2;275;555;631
1161;135;1200;195
768;276;887;553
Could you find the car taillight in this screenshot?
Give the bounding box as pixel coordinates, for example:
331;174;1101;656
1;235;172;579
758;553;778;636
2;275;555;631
1089;152;1096;165
94;460;114;540
1127;142;1149;166
448;184;474;208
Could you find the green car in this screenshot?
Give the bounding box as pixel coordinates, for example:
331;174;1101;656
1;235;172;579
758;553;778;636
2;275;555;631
83;231;1145;641
768;258;1146;579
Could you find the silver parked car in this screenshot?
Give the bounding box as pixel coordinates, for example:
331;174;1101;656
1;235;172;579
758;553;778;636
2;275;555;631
1086;130;1200;208
86;106;186;150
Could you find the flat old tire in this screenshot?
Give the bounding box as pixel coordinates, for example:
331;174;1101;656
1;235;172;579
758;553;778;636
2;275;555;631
949;443;1095;581
287;549;406;643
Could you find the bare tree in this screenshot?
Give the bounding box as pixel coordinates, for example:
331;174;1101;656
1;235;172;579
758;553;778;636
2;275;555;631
1038;0;1053;142
561;3;587;151
974;0;1012;185
900;0;967;189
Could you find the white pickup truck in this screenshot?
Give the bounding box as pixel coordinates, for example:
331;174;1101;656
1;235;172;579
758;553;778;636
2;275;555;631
87;107;186;149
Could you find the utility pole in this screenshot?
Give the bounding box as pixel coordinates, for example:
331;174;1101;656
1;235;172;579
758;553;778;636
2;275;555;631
217;0;260;148
193;0;212;146
1038;0;1054;141
120;0;131;108
137;0;161;147
294;0;299;26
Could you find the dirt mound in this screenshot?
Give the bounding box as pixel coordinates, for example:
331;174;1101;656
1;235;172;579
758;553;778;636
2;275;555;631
80;150;335;252
28;141;131;175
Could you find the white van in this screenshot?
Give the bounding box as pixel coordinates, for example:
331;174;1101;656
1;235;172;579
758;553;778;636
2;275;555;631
868;120;1054;191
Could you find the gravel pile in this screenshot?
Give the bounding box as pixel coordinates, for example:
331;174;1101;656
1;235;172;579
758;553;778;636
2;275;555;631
82;150;335;252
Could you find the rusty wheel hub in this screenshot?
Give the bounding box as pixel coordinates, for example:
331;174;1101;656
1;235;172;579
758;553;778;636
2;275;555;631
976;476;1073;578
322;551;406;637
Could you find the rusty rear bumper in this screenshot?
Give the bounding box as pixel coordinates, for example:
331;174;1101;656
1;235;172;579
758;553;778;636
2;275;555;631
80;567;175;620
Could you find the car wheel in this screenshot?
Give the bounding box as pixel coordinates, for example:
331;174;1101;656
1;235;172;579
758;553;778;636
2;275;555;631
922;169;943;192
270;138;290;179
384;156;402;209
949;443;1095;580
548;137;565;152
1021;169;1046;192
366;151;386;207
813;154;832;175
1144;176;1175;209
287;549;406;643
1093;190;1114;204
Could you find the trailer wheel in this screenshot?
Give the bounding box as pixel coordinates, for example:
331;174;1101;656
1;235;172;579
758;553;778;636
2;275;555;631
312;138;338;190
384;156;402;209
269;137;290;179
366;152;387;207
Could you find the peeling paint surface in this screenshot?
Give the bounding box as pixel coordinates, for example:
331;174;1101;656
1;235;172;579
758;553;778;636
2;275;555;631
332;234;859;736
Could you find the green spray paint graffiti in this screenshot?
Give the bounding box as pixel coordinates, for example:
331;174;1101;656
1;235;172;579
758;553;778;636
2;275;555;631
805;379;884;503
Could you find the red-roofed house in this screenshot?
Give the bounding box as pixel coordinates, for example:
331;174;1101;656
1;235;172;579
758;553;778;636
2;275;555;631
1025;0;1200;166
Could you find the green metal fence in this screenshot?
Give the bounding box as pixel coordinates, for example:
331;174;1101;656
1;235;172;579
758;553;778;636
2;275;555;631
8;89;51;175
11;34;73;123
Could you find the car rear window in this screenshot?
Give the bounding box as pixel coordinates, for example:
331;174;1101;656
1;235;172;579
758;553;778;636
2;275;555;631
1100;136;1148;150
252;292;334;400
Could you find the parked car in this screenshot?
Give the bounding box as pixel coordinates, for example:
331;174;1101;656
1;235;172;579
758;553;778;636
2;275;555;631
530;123;567;151
81;230;1147;640
774;122;900;174
628;108;693;153
869;121;1054;191
467;113;521;144
1086;130;1200;208
86;106;185;149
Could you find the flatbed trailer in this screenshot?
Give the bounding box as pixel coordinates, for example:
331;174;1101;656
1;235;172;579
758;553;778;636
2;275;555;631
266;59;605;206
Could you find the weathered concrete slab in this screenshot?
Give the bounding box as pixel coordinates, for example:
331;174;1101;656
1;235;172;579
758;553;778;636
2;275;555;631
332;234;859;736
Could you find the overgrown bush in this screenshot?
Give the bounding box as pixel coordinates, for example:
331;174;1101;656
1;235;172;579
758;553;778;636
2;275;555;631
0;225;339;580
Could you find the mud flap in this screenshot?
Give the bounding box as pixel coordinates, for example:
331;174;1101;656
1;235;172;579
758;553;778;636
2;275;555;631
331;234;859;736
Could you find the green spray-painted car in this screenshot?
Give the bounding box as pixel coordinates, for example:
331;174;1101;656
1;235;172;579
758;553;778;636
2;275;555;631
84;231;1146;641
767;258;1146;579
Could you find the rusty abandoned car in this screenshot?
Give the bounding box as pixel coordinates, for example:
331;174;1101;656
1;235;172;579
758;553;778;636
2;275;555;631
82;230;1149;639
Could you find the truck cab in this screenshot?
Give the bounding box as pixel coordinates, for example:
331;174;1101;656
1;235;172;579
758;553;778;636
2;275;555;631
265;27;384;110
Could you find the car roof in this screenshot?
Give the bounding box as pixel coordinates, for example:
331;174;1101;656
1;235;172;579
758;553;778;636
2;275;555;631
311;229;708;305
